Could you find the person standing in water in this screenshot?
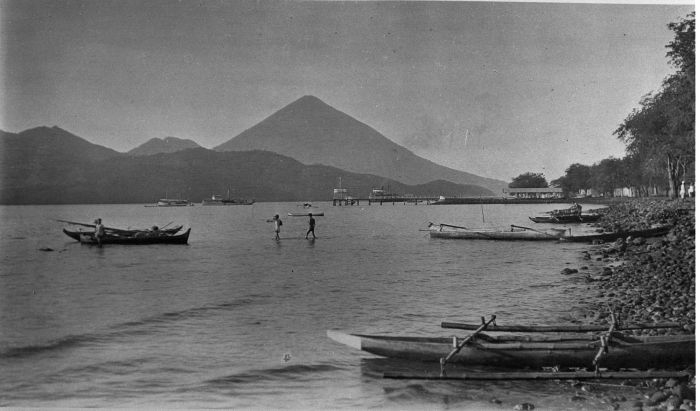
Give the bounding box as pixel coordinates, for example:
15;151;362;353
267;214;282;240
94;218;105;247
306;213;316;239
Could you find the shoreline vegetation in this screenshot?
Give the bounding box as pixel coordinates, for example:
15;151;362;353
562;198;695;409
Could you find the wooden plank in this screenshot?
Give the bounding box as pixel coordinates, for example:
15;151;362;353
441;322;683;333
384;370;691;381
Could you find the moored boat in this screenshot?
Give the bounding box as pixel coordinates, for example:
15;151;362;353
563;225;672;242
326;330;694;370
428;223;566;241
428;222;671;242
529;213;602;224
63;228;191;245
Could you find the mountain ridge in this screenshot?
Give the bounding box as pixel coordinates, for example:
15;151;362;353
0;127;493;204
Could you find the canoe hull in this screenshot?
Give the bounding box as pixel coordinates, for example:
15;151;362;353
327;331;694;369
564;225;671;243
529;214;602;224
428;223;671;242
64;228;190;245
428;224;564;241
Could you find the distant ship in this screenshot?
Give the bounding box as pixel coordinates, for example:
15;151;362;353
202;191;255;206
145;198;193;207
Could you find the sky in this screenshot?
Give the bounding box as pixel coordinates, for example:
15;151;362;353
1;0;694;182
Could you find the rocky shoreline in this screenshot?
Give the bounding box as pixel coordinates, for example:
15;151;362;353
583;199;694;332
566;198;695;410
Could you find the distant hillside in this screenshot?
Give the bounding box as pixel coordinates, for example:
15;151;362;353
1;126;121;164
215;95;506;195
0;127;491;204
0;127;123;199
128;136;202;156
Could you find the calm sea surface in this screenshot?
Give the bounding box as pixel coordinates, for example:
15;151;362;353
1;202;622;409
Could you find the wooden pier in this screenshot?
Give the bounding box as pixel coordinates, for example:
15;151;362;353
332;197;583;206
332;197;438;206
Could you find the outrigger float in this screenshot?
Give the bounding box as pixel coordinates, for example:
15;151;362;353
327;314;694;381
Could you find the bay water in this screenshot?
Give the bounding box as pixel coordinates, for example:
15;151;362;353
1;202;620;409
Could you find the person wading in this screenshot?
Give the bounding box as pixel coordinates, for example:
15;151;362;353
306;213;316;239
94;218;105;247
267;214;283;240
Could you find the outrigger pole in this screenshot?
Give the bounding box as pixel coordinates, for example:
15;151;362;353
384;370;692;381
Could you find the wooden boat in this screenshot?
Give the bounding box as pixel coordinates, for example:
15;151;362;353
288;212;324;217
529;213;602;224
428;223;566;241
57;219;183;236
428;223;671;242
63;228;190;245
564;225;671;242
62;225;183;238
326;330;694;370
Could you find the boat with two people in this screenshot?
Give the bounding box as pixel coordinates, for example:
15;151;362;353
60;220;190;245
427;222;671;242
327;314;694;380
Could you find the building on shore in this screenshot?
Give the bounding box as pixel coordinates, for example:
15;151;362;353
503;187;563;199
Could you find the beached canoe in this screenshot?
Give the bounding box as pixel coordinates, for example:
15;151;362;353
428;223;671;242
326;330;694;369
529;213;602;224
428;223;566;241
63;228;190;245
564;225;672;242
288;212;325;217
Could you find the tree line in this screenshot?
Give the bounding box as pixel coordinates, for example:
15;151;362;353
510;13;694;198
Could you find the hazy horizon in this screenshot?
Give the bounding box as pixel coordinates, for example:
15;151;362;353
2;0;693;182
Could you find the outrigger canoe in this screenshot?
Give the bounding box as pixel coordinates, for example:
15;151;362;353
63;228;191;245
529;213;602;224
62;225;183;238
428;223;671;242
428;223;567;241
327;319;694;370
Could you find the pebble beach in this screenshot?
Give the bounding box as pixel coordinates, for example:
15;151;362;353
565;198;696;410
